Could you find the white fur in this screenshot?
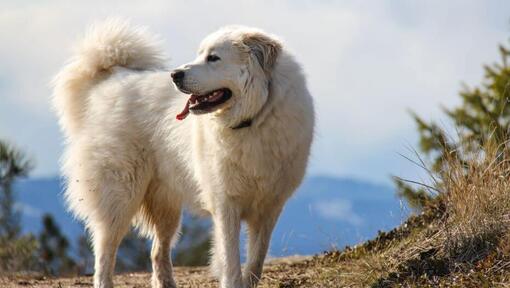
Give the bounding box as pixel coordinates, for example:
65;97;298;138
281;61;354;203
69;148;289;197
53;19;314;288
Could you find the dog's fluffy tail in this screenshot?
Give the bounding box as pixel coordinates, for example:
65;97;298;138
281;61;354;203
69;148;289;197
53;18;165;138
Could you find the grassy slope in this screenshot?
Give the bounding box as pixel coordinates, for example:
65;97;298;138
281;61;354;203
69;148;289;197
4;201;510;288
4;196;510;287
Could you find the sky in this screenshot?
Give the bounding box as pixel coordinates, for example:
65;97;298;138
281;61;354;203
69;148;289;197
1;0;509;185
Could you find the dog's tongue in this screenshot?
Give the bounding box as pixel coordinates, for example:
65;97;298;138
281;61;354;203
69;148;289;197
176;95;198;120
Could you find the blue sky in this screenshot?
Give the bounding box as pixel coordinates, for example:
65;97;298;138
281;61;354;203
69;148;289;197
1;0;509;184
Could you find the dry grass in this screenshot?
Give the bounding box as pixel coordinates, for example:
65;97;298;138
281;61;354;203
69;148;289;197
441;140;510;265
365;137;510;287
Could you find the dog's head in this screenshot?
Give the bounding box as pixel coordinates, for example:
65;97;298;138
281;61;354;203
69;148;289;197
172;26;282;127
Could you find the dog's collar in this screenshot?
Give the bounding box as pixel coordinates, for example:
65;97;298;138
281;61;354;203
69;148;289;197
231;119;252;130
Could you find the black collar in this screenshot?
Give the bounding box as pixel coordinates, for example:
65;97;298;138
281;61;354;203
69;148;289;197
231;119;252;130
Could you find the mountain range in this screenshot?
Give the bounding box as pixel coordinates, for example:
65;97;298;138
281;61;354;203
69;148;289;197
13;175;409;258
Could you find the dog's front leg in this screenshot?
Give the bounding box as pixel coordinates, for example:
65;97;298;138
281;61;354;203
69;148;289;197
243;205;283;288
211;202;243;288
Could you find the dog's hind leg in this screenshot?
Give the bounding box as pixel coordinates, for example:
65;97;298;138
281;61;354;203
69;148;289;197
81;167;150;288
92;218;133;288
150;219;180;288
243;205;283;288
141;187;182;288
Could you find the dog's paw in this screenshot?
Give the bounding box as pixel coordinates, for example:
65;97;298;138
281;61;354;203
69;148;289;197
241;274;260;288
151;276;177;288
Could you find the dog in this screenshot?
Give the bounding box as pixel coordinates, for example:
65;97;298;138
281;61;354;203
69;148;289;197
53;19;314;288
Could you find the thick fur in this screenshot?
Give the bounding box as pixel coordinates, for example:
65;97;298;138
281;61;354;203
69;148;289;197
53;19;314;288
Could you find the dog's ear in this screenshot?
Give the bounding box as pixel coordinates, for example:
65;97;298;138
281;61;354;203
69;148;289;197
241;32;282;75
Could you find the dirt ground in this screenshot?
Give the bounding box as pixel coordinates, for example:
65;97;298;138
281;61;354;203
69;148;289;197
0;256;312;288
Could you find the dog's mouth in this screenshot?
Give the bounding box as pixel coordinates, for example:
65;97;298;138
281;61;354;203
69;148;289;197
176;88;232;120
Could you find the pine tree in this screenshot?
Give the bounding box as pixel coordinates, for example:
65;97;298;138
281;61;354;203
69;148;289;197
0;140;39;273
38;213;76;275
398;43;510;208
173;216;211;266
77;233;94;275
116;229;151;272
0;140;31;239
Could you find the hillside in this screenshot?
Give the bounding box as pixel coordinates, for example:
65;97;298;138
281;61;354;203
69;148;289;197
3;199;509;287
7;148;510;287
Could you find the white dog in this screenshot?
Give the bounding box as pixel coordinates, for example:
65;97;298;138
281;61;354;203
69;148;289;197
53;19;314;288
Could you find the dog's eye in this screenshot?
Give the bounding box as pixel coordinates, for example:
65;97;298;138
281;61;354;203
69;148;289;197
206;55;220;62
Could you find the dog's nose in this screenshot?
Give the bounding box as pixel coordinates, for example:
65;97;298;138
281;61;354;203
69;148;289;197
171;70;185;87
171;70;185;81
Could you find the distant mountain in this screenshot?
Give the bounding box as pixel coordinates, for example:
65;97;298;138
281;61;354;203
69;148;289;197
269;176;408;257
13;176;408;257
13;178;83;239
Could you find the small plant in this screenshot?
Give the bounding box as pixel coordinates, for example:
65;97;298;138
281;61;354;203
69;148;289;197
398;43;510;211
